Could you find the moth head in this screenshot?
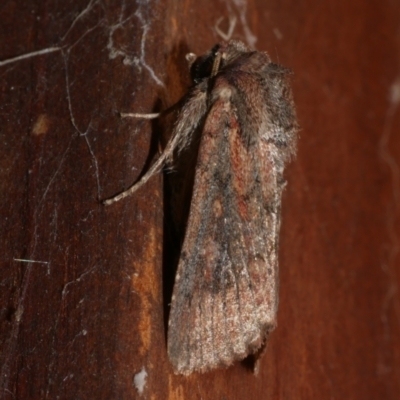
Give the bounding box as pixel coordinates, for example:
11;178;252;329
188;40;251;84
188;44;221;84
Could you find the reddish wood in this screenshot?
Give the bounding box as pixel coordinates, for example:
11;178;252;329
0;0;399;399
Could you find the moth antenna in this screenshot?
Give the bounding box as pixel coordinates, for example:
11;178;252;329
211;52;222;77
103;149;168;205
103;116;185;205
103;101;188;205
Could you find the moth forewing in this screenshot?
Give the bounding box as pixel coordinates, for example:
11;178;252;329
105;40;298;375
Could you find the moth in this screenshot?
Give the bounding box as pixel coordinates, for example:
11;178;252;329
104;40;298;375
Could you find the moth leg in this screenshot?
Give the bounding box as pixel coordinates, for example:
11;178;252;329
120;99;183;120
121;112;164;155
186;53;197;69
120;112;161;119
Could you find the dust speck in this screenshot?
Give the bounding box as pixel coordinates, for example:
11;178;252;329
133;367;147;395
32;114;51;136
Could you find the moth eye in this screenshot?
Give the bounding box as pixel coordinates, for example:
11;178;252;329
190;44;221;84
190;54;214;83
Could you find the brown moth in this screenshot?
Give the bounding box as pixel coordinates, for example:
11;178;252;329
104;40;298;375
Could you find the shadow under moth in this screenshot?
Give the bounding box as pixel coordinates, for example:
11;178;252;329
104;40;298;375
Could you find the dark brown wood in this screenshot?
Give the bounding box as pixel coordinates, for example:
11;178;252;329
1;0;399;399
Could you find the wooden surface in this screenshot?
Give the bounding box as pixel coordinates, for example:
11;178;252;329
1;0;400;398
